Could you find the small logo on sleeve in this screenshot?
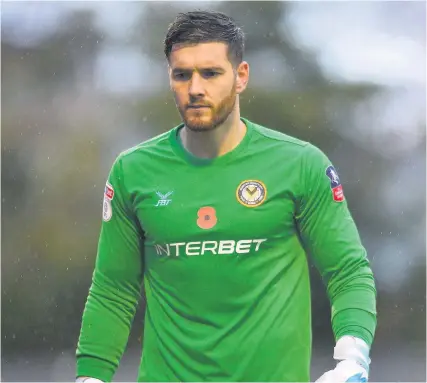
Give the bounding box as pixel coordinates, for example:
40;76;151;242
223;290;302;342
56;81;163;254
105;183;114;200
103;181;114;221
326;165;344;202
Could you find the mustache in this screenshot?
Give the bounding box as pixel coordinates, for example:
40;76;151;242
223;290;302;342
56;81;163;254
186;102;212;108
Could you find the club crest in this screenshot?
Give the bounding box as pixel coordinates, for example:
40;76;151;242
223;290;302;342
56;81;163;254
236;180;267;208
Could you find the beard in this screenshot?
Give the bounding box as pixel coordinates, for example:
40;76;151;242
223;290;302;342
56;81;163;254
177;82;237;132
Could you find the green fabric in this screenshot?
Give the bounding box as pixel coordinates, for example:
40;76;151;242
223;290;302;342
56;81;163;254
76;118;376;382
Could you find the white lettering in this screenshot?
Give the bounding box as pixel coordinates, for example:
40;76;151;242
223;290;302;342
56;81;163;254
236;239;252;254
218;240;235;255
156;244;170;256
154;239;267;257
186;242;201;256
253;239;267;252
169;242;185;257
201;241;218;255
155;199;171;207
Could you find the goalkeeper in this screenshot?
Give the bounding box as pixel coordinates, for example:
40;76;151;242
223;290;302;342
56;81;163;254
76;10;377;383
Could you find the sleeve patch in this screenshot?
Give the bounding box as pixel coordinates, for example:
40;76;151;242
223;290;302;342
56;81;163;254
325;165;345;202
104;182;115;200
102;181;114;221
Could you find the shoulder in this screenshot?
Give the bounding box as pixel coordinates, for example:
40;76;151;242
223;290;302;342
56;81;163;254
105;128;175;180
249;119;326;159
250;120;309;148
118;129;172;162
248;119;335;178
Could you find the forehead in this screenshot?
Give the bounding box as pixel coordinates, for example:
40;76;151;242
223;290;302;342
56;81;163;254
169;42;231;69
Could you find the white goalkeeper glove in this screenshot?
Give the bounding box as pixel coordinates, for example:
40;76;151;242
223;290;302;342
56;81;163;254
316;336;371;383
76;377;104;383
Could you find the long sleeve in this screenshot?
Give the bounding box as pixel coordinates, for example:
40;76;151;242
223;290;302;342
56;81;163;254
295;144;377;346
76;155;144;382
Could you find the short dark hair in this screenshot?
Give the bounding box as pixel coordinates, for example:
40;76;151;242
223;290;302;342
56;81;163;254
164;10;245;66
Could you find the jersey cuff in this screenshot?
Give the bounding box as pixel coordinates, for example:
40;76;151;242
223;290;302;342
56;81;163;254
76;356;115;383
332;308;376;347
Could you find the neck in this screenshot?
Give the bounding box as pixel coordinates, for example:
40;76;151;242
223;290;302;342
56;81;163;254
180;103;246;159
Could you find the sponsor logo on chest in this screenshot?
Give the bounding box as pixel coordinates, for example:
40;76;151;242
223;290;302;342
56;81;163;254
151;179;269;257
154;239;267;257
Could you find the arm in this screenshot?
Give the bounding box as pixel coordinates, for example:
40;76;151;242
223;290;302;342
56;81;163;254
295;144;377;381
76;155;144;382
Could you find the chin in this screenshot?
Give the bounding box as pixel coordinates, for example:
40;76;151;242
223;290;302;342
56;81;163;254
185;121;218;132
183;115;216;132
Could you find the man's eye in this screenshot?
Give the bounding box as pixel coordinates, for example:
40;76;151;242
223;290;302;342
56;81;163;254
174;72;190;81
202;71;219;79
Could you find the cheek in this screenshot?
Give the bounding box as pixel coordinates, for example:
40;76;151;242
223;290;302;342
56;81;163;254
172;87;187;105
217;81;236;101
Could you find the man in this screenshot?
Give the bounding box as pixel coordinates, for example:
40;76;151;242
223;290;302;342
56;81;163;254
76;10;377;383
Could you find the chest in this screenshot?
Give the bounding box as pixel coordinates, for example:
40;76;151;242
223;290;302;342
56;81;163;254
130;160;299;246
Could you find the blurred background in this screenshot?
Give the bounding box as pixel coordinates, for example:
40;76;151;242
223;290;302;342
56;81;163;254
1;1;426;382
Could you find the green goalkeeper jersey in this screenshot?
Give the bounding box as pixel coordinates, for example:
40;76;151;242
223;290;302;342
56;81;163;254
76;118;376;382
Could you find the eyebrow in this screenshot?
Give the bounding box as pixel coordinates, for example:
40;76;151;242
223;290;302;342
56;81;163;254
172;66;225;73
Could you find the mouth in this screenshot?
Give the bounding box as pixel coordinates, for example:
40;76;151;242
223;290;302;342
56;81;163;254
187;105;210;109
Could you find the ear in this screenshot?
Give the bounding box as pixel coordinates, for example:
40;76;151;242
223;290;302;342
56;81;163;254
235;61;249;94
168;65;173;90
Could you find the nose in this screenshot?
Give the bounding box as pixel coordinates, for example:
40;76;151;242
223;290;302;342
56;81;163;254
188;73;205;98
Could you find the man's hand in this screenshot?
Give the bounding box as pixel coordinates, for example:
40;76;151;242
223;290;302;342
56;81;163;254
316;336;371;383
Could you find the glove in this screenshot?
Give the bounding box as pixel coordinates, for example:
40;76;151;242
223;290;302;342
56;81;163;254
76;378;104;383
316;336;371;382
